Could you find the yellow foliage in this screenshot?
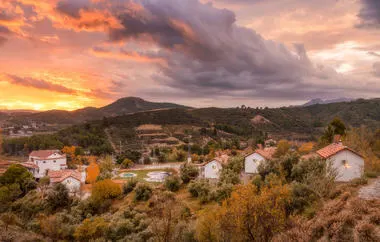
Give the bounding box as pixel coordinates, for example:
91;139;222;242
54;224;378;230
275;140;291;157
86;160;100;184
91;179;121;202
298;142;314;154
74;217;108;242
196;184;290;242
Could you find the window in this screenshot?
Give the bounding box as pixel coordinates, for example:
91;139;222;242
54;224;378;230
43;161;46;164
212;165;217;170
342;160;350;168
53;160;56;163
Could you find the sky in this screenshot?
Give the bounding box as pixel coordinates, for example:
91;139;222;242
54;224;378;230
0;0;379;110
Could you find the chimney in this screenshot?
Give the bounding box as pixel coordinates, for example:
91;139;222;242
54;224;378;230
333;135;342;144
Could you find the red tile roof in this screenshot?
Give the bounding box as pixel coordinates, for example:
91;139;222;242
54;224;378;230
21;162;38;169
29;150;64;159
246;147;276;160
48;170;81;183
316;142;363;159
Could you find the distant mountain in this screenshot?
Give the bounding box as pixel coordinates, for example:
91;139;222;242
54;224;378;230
302;98;354;107
8;97;190;124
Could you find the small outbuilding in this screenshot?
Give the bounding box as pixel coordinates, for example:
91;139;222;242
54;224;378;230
244;147;276;174
316;141;364;182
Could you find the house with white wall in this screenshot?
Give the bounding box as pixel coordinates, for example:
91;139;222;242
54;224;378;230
244;147;276;174
316;141;364;182
26;150;67;178
48;170;81;193
199;159;223;179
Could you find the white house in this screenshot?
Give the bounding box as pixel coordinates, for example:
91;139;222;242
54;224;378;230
48;170;81;193
26;150;67;178
316;142;364;182
199;159;223;179
244;147;276;174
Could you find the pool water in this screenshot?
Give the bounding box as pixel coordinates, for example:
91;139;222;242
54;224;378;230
120;172;137;178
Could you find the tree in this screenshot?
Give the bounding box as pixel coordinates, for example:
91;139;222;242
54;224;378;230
85;158;100;184
180;164;199;183
74;217;108;242
46;183;70;210
121;158;134;169
0;164;36;195
91;179;121;203
321;118;346;144
134;183;152;201
298;142;314;155
214;184;290;241
274;140;291;157
98;155;114;179
164;176;181;192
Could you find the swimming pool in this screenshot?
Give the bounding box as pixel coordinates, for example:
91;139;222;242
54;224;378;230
120;172;137;178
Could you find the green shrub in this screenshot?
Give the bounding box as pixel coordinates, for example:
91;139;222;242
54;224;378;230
164;176;181;192
188;179;212;203
122;179;138;195
350;177;368;187
251;175;263;190
364;171;378;178
46;183;71;211
121;158;134;169
288;182;318;214
213;183;233;203
134;184;152;201
180;164;199;183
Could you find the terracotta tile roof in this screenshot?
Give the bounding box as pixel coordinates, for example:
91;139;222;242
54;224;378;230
29;150;64;159
21;161;39;169
316;142;363;159
246;147;276;160
48;170;81;183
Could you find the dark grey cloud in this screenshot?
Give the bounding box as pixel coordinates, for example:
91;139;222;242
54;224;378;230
55;0;90;19
358;0;380;28
57;0;370;100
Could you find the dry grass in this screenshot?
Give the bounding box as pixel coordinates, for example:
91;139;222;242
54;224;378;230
274;185;380;241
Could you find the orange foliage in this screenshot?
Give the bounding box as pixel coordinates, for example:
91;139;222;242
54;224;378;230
86;158;100;184
298;142;315;154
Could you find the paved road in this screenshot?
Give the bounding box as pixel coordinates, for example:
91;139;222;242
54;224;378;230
359;178;380;200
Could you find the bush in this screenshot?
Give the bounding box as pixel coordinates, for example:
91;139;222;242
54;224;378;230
134;184;152;201
91;179;121;203
369;214;380;225
188;179;212;203
364;171;378;178
164;176;181;192
213;183;233;203
121;158;134;169
180;164;199;183
122;179;138;195
356;222;380;241
46;183;71;211
74;217;109;242
288;182;318;214
350;177;368;187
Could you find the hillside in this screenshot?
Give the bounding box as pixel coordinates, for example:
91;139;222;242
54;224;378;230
7;97;190;124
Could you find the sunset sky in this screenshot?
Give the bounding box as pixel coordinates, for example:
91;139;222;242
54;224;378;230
0;0;379;110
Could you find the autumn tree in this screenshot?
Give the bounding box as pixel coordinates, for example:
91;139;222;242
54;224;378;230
85;157;100;184
91;179;121;204
98;155;114;180
74;217;109;242
298;142;314;155
274;140;291;157
197;184;290;242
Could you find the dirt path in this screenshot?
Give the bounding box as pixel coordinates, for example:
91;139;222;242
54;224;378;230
358;178;380;200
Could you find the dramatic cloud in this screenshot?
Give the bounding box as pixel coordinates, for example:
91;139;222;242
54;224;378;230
5;74;78;94
0;36;7;46
358;0;380;28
